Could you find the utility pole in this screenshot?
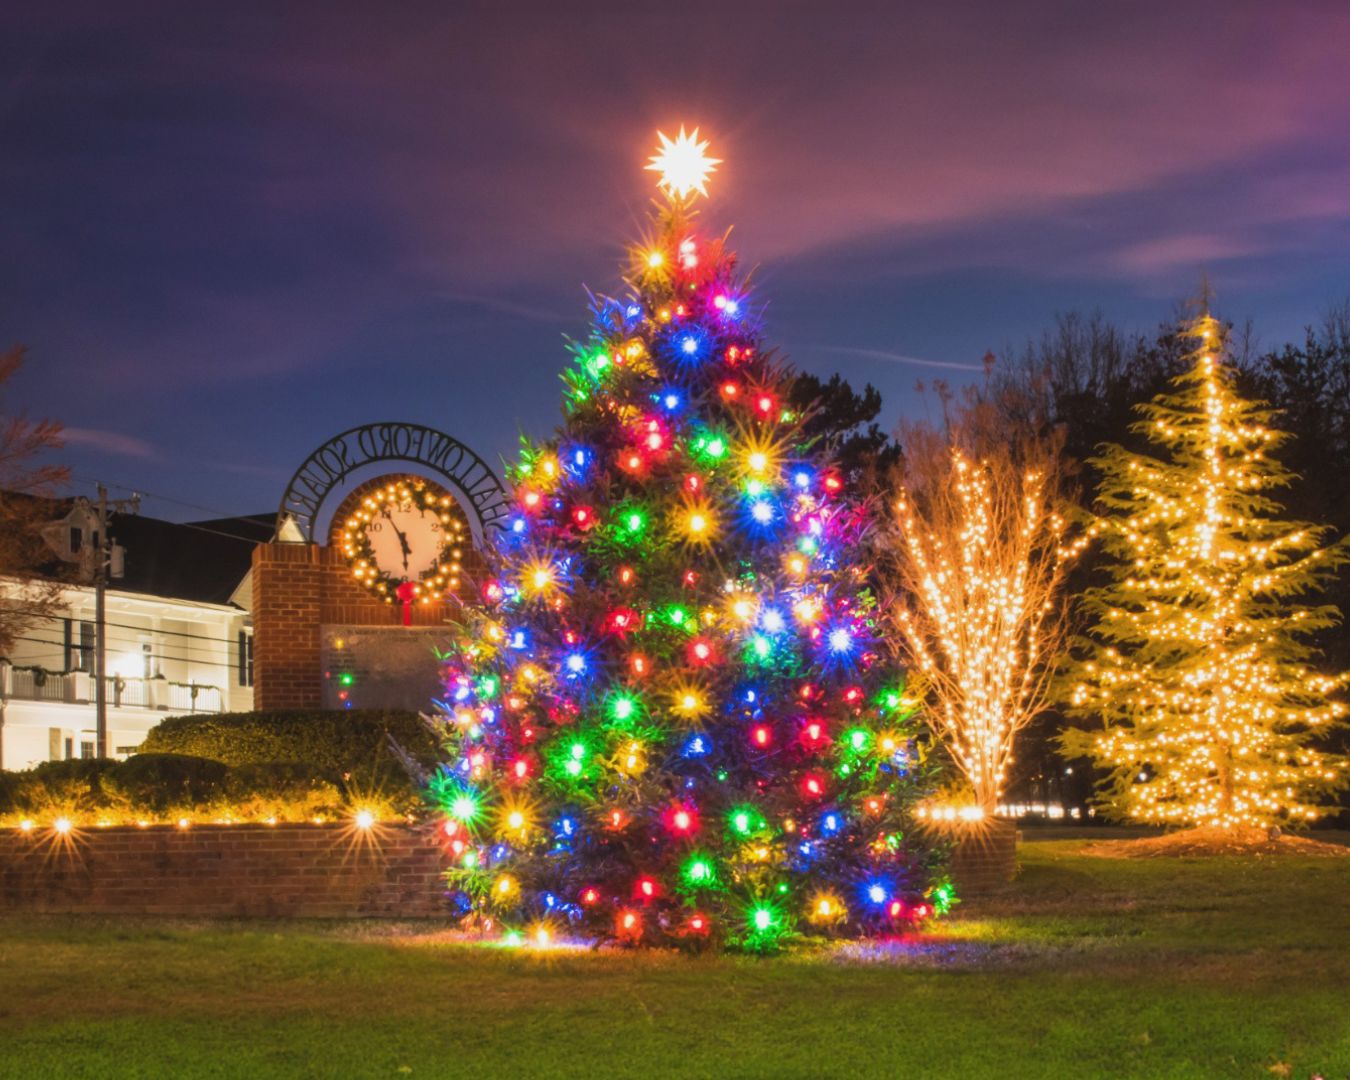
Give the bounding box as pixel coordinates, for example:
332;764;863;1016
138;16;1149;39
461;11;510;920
94;485;109;758
92;484;137;758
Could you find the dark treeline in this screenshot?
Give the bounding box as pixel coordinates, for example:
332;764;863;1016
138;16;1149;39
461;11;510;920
992;305;1350;812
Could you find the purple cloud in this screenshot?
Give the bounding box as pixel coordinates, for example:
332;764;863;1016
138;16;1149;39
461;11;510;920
61;427;158;459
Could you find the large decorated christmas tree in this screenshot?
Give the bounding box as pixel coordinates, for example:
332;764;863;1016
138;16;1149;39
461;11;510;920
428;130;950;950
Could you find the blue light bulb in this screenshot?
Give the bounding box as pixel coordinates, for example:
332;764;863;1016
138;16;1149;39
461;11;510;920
828;628;854;654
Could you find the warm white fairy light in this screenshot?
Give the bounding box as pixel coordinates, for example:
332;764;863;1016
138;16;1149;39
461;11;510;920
892;431;1081;812
1066;313;1348;829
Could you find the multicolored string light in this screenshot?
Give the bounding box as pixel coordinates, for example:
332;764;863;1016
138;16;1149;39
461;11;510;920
429;129;951;951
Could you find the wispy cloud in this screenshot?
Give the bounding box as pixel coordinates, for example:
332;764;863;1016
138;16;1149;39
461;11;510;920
1113;232;1261;276
822;346;987;373
439;290;568;325
62;427;158;459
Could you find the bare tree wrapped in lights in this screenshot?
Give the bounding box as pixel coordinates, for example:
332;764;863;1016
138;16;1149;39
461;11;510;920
888;384;1081;813
1062;312;1349;830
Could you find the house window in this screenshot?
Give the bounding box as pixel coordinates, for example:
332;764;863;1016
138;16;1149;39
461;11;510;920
80;741;95;760
69;526;83;554
77;621;95;673
142;642;154;679
237;631;254;687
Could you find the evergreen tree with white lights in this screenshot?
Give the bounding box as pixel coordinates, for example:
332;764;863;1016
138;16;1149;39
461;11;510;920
426;129;950;951
1063;311;1349;829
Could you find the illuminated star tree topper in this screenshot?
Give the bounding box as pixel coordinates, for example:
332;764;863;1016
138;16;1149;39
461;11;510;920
646;125;721;200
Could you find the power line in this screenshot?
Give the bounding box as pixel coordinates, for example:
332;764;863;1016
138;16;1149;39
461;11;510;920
69;475;247;520
10;632;252;675
68;475;274;545
5;605;251;649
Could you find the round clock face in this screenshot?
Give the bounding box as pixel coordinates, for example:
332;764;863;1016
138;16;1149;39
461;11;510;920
341;477;468;599
365;497;445;581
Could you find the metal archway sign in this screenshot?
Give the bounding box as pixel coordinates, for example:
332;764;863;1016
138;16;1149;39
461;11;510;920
276;422;510;542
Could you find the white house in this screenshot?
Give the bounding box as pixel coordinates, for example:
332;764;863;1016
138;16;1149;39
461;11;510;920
0;497;271;769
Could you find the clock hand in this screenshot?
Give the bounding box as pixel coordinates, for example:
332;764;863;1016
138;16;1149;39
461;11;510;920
382;510;413;573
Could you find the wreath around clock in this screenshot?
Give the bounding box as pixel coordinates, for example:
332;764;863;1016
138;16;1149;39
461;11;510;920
340;477;469;602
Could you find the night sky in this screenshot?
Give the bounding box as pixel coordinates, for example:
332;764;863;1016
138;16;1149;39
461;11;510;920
5;2;1350;523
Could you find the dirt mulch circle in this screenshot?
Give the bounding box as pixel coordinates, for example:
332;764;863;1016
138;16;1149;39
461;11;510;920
1081;826;1348;859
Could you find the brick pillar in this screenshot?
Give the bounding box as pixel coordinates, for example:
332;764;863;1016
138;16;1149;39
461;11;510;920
252;542;323;710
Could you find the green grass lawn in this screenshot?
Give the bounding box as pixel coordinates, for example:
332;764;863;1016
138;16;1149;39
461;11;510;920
2;834;1347;1080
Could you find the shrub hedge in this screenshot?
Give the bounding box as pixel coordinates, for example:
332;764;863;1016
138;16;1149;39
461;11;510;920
0;754;396;826
0;710;441;826
138;709;438;774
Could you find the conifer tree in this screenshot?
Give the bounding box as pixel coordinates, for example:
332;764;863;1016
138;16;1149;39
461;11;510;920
426;131;950;951
1063;312;1349;828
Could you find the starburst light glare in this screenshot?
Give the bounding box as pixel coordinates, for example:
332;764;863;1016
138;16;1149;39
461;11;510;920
646;126;721;199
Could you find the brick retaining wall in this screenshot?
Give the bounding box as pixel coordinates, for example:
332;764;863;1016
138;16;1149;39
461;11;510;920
0;823;448;917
